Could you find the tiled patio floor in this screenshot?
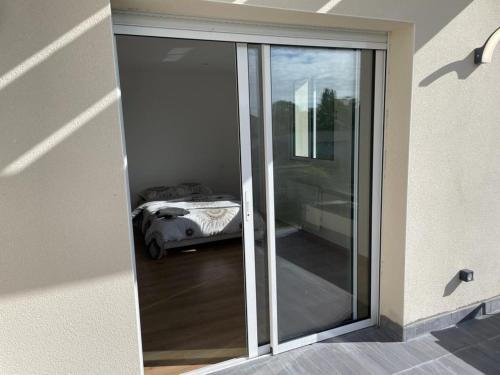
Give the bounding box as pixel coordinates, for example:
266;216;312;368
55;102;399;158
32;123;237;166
216;312;500;375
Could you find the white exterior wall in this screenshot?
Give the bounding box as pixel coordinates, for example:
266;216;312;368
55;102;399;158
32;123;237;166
0;1;142;374
404;1;500;324
1;0;499;373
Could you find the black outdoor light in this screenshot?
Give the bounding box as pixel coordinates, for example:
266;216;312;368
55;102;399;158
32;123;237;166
459;269;474;282
475;27;500;64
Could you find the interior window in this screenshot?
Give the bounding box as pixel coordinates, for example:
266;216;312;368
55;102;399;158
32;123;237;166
292;77;354;161
293;79;310;158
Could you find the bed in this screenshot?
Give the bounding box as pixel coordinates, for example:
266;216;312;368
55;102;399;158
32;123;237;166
132;184;264;259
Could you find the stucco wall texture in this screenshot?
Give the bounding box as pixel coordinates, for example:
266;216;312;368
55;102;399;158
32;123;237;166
0;1;142;374
203;0;500;326
1;0;500;373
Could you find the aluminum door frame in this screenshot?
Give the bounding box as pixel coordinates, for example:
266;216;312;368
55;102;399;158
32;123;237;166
112;13;386;373
260;45;386;355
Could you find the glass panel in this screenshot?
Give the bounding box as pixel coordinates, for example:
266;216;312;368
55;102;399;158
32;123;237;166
247;44;270;346
116;35;248;370
356;50;374;319
270;46;374;343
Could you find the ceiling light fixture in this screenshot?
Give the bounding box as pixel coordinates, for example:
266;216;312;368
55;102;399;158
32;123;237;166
474;27;500;64
162;47;193;63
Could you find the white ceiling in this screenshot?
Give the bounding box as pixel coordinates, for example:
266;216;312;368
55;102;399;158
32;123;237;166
116;35;237;74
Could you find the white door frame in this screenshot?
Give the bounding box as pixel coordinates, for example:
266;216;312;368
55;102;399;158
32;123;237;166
236;42;259;359
112;11;386;374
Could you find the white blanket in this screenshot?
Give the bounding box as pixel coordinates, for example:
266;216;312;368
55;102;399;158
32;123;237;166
147;200;241;245
133;195;264;252
134;194;236;232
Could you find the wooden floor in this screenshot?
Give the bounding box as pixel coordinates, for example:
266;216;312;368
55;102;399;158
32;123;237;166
216;312;500;375
135;228;371;374
135;232;247;375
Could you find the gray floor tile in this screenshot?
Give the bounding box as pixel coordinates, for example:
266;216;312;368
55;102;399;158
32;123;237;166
215;313;500;375
437;354;485;375
410;360;457;375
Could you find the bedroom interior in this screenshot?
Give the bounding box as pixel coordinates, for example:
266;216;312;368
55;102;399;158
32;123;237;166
115;29;377;375
116;36;249;374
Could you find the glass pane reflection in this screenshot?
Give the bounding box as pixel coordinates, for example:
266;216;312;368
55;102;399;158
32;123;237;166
270;46;374;343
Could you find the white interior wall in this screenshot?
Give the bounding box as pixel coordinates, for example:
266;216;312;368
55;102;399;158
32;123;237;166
117;37;241;206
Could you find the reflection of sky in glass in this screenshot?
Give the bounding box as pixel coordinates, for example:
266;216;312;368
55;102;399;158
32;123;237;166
271;47;358;102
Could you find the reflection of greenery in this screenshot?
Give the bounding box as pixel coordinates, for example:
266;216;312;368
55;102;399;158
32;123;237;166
272;89;355;161
317;89;335;132
316;89;335;160
272;90;355;135
317;88;355;131
272;96;352;203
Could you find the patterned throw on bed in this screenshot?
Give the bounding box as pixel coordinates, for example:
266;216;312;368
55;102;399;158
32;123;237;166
133;193;264;259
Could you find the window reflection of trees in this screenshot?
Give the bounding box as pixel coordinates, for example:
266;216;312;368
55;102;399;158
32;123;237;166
272;87;355;161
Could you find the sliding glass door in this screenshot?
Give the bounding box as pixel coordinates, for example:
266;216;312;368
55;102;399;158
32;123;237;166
114;14;386;370
242;44;384;354
270;45;374;344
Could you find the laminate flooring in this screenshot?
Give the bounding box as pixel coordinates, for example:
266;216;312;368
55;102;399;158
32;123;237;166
135;233;247;374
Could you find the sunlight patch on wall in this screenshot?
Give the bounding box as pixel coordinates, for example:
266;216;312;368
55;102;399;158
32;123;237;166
232;0;248;4
1;89;121;177
0;5;111;91
317;0;343;14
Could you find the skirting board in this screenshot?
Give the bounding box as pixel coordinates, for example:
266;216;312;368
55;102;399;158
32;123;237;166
380;294;500;341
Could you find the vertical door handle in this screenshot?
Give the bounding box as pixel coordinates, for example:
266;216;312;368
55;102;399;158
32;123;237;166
244;191;252;221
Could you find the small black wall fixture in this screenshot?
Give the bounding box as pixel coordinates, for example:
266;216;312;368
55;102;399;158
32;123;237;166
475;27;500;64
459;269;474;282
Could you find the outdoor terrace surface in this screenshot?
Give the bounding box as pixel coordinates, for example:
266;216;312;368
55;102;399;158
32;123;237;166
216;312;500;375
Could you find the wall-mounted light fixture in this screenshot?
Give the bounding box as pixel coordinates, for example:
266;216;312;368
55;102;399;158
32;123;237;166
459;269;474;282
475;27;500;64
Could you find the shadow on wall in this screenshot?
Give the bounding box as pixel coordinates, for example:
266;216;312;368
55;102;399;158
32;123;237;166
0;4;115;177
0;2;133;298
420;51;478;87
443;271;462;297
